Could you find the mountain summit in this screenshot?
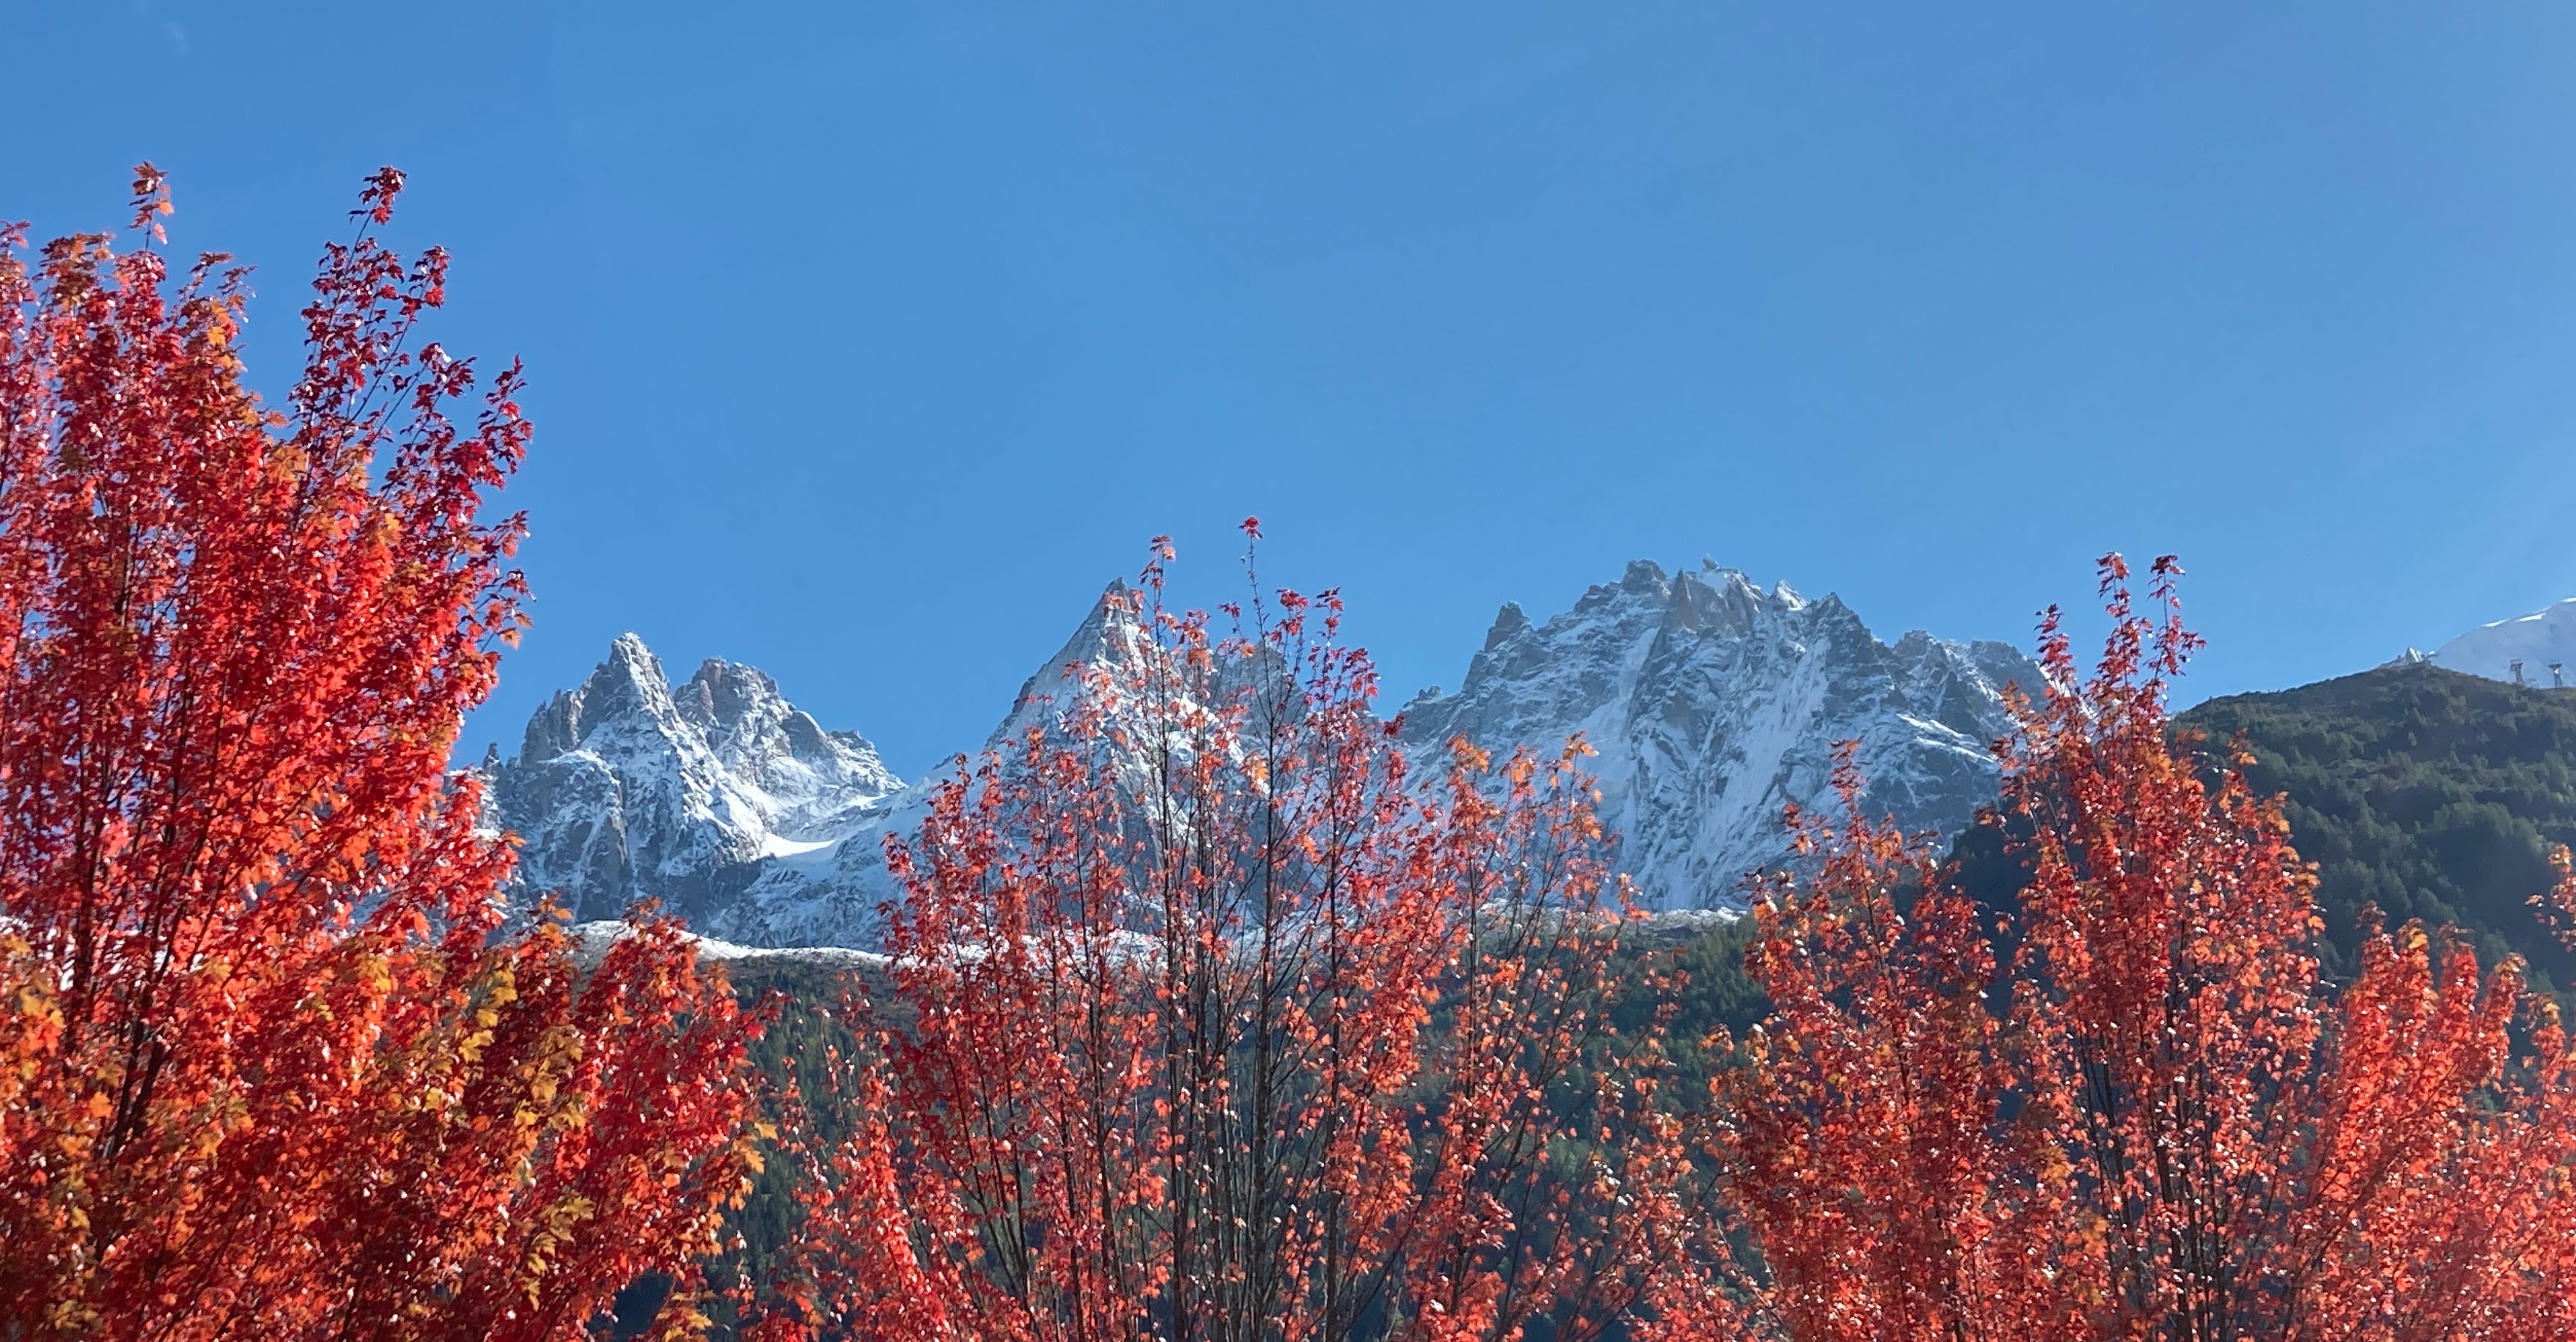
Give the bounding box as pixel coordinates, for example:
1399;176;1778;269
2431;598;2576;690
487;560;2040;944
487;636;906;941
1401;560;2038;909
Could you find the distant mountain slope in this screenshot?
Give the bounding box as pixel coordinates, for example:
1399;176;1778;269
511;589;2576;1022
488;583;1166;948
2180;664;2576;990
485;634;908;941
1402;559;2039;910
490;560;2040;943
2429;597;2576;688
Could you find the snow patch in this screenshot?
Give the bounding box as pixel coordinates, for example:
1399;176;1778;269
2431;598;2576;689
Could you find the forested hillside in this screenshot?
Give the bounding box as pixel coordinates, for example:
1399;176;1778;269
2181;664;2576;991
1636;661;2576;1046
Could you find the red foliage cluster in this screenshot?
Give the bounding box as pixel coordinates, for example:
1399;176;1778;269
753;529;1697;1342
1660;557;2576;1342
16;164;2576;1342
0;169;761;1340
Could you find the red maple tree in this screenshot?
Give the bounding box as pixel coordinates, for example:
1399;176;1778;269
755;527;1698;1342
0;168;762;1341
1655;556;2576;1342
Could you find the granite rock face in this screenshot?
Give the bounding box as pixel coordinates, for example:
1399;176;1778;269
487;634;907;942
486;585;1161;948
1399;560;2038;910
488;563;2040;943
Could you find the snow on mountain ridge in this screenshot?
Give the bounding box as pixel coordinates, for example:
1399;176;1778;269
489;583;1173;949
488;634;905;935
988;580;1146;748
491;559;2040;944
2431;598;2576;689
1400;559;2037;910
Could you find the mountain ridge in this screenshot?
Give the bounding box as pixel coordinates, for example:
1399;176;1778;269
1400;558;2037;910
2428;596;2576;690
2179;662;2576;992
488;560;2042;945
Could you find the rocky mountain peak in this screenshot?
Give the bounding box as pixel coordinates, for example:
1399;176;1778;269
487;634;904;934
491;560;2040;944
678;657;901;818
682;658;787;732
1403;560;2037;910
994;580;1145;744
517;632;681;762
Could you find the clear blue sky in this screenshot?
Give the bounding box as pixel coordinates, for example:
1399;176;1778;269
8;1;2575;775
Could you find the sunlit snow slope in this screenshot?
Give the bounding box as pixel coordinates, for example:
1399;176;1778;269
2431;598;2576;690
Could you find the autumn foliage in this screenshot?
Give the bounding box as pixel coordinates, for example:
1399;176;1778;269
0;170;759;1339
754;529;1697;1342
1660;557;2576;1342
13;165;2576;1342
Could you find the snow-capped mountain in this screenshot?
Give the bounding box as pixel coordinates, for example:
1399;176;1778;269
1400;560;2039;910
488;583;1162;948
486;634;908;943
488;560;2040;944
989;580;1152;747
2429;598;2576;689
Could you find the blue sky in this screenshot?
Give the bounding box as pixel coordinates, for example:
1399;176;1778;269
8;1;2576;774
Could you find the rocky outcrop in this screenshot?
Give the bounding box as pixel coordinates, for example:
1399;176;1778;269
487;635;905;937
488;562;2039;943
1400;560;2037;909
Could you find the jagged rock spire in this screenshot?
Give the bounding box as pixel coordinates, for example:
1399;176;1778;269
1403;561;2037;910
492;563;2040;943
